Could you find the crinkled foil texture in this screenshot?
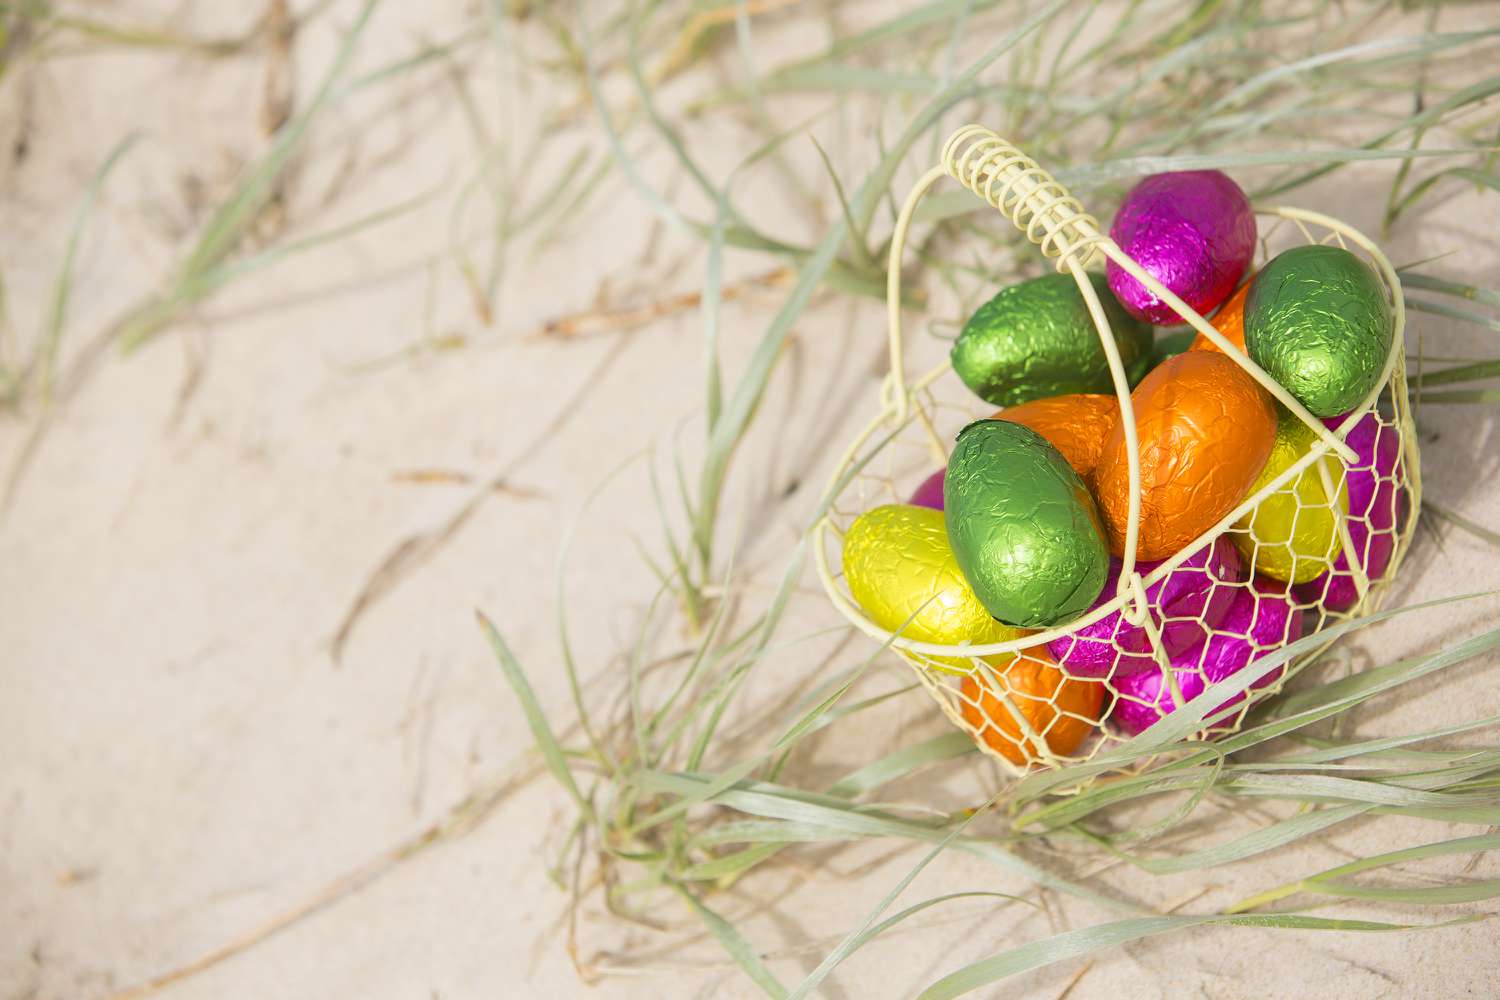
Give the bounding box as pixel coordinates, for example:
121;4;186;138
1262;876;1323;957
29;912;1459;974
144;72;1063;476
945;421;1110;627
1107;170;1256;324
842;504;1025;659
1245;245;1392;417
992;393;1118;481
1189;276;1253;354
1111;582;1300;735
1094;352;1277;561
960;658;1103;765
951;273;1151;407
1234;411;1349;584
1294;411;1407;610
1047;538;1244;679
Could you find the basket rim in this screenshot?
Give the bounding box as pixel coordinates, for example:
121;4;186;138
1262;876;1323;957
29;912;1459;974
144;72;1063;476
814;204;1418;659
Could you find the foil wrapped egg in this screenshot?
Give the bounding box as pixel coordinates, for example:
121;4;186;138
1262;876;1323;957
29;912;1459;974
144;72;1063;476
951;272;1152;407
1111;581;1301;736
909;469;945;510
992;393;1119;482
1233;410;1350;584
1094;351;1278;561
1107;171;1256;325
1245;245;1393;418
1143;329;1198;374
843;504;1028;674
945;420;1111;627
911;391;1121;540
1188;274;1253;354
1046;538;1244;679
959;651;1105;765
1294;411;1407;611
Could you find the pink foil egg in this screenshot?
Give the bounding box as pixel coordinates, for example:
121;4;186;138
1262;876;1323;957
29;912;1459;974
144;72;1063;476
908;468;945;510
1107;171;1256;325
1047;538;1243;680
1294;412;1406;612
1111;581;1301;736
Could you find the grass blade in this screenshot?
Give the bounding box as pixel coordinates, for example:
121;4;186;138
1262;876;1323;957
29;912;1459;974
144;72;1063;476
40;133;139;399
1229;831;1500;912
120;0;384;350
670;882;787;999
916;914;1477;999
476;611;592;821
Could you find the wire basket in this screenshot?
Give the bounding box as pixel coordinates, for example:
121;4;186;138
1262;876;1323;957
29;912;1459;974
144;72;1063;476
814;126;1421;778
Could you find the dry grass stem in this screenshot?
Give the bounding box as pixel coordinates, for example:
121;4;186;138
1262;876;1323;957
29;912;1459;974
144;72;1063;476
537;266;795;339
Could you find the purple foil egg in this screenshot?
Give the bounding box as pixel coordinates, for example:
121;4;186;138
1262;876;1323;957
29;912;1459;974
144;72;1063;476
908;469;945;511
1107;171;1256;325
1111;581;1301;736
1047;538;1243;680
1294;412;1407;612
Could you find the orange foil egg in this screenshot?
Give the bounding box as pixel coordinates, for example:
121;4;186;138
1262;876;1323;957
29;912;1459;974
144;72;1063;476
991;393;1119;481
1093;351;1277;561
1189;275;1253;354
959;650;1104;765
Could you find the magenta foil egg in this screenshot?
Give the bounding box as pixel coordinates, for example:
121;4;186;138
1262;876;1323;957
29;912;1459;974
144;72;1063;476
908;468;945;510
1106;171;1256;325
1294;412;1406;612
1111;581;1301;736
1047;538;1243;680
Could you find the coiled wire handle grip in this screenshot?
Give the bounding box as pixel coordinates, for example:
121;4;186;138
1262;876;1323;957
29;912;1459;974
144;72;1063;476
884;124;1360;610
942;125;1107;269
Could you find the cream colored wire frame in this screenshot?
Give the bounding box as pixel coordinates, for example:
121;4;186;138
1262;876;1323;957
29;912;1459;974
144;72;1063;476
813;125;1421;773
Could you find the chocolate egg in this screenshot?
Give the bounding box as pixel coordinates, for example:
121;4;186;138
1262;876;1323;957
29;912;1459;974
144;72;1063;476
1188;274;1253;354
1047;538;1243;679
945;421;1110;628
959;651;1104;765
1294;412;1406;611
1245;245;1392;417
908;469;945;510
1111;582;1300;736
1094;351;1278;561
843;504;1027;673
1145;329;1199;374
1107;171;1256;325
951;272;1152;407
992;393;1119;481
1233;410;1350;584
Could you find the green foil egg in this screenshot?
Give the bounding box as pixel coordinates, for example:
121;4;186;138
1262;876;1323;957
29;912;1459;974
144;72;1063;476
951;272;1152;407
1245;245;1392;418
842;504;1027;673
944;420;1110;627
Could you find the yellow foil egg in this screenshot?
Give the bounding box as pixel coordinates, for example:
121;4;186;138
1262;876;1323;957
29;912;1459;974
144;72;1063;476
1233;411;1350;583
843;504;1028;673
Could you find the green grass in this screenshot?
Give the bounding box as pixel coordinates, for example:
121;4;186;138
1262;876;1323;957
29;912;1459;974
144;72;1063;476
6;0;1500;995
474;2;1500;994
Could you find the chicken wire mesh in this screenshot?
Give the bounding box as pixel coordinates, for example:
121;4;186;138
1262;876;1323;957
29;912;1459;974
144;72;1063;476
813;127;1421;779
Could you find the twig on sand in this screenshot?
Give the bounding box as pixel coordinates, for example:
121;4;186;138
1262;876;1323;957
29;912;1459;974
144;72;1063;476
1053;960;1095;1000
331;338;628;664
330;473;508;664
261;0;297;137
651;0;804;84
535;266;792;339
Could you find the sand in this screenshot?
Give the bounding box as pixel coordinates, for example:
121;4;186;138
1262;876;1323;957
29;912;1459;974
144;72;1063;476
3;3;1499;998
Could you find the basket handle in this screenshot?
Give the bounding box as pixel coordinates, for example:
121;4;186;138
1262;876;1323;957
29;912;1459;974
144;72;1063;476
884;124;1360;595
